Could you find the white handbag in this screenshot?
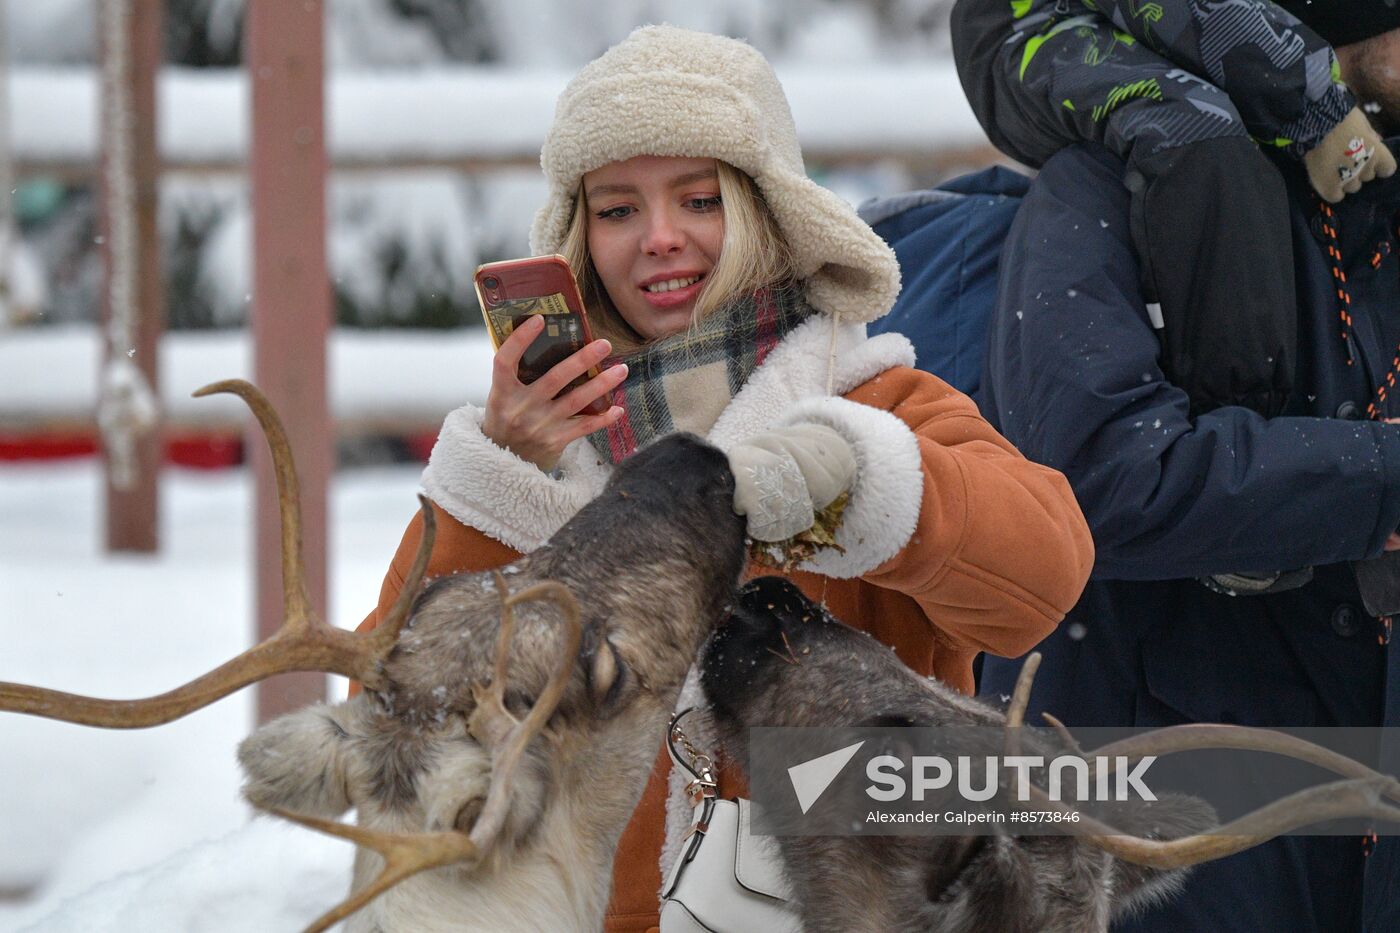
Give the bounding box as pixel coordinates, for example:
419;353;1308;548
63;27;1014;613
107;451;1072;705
659;710;804;933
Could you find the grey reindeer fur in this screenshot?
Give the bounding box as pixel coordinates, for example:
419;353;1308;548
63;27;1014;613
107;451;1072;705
238;434;747;933
701;576;1216;933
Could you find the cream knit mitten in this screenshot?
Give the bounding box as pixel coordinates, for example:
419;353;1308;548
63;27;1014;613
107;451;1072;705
729;423;856;542
1305;106;1397;203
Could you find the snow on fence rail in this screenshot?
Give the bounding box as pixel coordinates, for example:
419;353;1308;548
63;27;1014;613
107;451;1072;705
9;64;989;175
0;325;493;432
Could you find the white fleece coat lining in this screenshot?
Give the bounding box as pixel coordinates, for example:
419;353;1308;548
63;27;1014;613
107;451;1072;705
421;316;921;575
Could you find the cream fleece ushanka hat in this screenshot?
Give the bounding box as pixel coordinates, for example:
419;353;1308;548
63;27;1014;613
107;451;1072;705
530;24;902;325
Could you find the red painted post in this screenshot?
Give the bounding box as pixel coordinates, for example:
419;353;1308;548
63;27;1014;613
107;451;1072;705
247;0;330;721
97;0;162;554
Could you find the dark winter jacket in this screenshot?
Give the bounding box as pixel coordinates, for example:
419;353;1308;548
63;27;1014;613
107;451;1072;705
978;142;1400;931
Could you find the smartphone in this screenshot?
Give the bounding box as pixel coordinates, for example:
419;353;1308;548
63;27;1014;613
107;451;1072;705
474;255;608;415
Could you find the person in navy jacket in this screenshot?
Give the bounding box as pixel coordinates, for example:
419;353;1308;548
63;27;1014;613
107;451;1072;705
964;10;1400;933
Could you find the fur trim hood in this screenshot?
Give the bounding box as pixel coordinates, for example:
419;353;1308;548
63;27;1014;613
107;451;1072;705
529;24;902;325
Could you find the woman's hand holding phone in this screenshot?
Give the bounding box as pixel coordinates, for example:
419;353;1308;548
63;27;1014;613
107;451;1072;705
481;314;626;472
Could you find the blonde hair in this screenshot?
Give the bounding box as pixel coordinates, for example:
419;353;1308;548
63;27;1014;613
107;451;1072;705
558;160;796;352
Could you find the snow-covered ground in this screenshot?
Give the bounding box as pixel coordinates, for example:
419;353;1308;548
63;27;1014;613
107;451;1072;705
0;458;428;930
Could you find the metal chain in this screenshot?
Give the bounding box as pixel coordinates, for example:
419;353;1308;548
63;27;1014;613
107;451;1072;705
670;717;713;774
669;710;718;806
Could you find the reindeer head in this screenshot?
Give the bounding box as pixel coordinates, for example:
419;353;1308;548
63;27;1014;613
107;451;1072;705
700;577;1400;933
234;432;747;930
702;576;1002;736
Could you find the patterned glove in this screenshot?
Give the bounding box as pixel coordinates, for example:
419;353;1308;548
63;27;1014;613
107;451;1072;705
728;423;857;542
1304;107;1397;204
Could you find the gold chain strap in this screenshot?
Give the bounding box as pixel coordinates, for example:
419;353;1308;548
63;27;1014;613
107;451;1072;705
668;709;719;807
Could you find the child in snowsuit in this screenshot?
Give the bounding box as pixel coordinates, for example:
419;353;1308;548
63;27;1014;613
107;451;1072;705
952;0;1396;417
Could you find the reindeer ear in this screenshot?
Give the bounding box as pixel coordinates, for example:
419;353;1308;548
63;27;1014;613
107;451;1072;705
238;700;361;817
1105;792;1218;919
585;634;639;720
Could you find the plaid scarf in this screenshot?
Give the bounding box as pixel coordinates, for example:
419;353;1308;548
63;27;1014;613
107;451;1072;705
587;283;814;465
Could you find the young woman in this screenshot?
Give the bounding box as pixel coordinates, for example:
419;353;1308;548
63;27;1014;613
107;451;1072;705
359;25;1094;932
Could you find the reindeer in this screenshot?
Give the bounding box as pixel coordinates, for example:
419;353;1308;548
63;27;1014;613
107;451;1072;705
0;379;748;933
699;575;1400;933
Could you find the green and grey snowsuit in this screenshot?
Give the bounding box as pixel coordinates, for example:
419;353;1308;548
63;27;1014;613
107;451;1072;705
954;0;1352;165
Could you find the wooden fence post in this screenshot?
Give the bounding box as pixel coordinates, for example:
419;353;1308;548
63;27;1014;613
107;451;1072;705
247;0;331;720
97;0;163;554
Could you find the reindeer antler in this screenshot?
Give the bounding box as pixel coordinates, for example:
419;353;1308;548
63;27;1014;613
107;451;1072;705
0;379;436;727
1085;725;1400;806
1002;650;1040;759
268;811;480;933
269;574;585;933
1001;654;1400;869
1060;777;1400;869
469;574;585;844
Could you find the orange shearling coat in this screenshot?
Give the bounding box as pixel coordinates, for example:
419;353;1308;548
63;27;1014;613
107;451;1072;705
356;353;1093;933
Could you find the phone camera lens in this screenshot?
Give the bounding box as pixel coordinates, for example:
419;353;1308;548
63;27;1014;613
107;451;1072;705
483;276;500;290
